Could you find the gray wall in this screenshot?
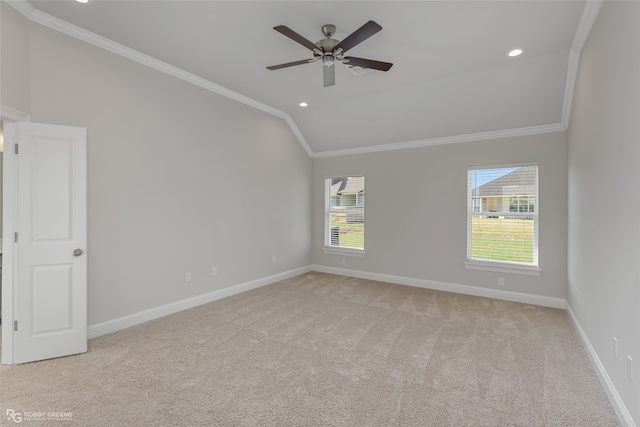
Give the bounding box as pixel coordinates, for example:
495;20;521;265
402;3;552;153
4;3;638;421
312;131;568;300
0;149;2;311
0;4;31;113
0;151;3;238
567;1;640;423
2;9;312;325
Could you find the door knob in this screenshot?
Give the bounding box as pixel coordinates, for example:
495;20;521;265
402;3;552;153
73;249;83;257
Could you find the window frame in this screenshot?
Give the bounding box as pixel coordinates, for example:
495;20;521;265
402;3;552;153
323;175;366;257
465;163;541;276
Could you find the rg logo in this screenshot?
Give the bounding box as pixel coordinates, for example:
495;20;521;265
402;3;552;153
6;409;22;423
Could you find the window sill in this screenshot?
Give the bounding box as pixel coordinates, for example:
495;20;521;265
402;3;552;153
323;247;366;258
465;261;541;276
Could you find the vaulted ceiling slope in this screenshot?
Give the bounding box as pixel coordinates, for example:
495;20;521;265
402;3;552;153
17;1;601;157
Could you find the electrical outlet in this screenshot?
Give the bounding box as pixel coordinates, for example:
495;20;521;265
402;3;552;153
272;255;276;263
341;259;346;266
628;356;634;380
498;277;505;287
212;267;217;277
613;337;618;358
185;272;191;283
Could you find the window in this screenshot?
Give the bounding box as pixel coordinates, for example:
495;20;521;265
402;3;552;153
325;176;364;252
510;196;535;213
467;165;538;273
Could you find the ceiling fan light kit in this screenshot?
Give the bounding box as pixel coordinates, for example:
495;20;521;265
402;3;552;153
267;20;393;87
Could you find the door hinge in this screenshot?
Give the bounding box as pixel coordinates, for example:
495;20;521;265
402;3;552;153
14;321;18;332
14;232;18;243
14;143;18;154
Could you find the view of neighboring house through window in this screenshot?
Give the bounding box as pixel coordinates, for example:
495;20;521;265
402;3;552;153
325;176;364;250
467;165;538;268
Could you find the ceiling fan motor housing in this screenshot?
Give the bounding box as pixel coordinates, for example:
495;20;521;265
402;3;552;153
316;26;342;67
316;35;340;53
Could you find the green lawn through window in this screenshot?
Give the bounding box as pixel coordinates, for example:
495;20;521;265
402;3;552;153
331;222;364;249
471;217;534;263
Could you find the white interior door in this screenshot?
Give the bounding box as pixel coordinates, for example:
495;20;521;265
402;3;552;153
15;122;87;364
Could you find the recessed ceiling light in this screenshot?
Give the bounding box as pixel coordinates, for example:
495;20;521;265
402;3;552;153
75;0;90;3
507;48;524;57
299;102;308;107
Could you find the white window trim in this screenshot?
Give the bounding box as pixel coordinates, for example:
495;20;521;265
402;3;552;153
324;174;365;256
466;162;539;275
464;260;541;276
323;246;366;257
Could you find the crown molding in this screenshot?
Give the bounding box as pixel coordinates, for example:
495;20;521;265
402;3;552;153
3;0;34;19
283;116;313;157
561;0;604;128
5;0;602;159
561;50;581;128
316;0;602;159
312;123;567;158
4;0;314;157
571;1;604;54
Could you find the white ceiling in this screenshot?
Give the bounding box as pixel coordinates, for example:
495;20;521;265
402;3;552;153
23;0;589;156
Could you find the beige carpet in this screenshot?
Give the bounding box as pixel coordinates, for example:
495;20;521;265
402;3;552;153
0;273;619;426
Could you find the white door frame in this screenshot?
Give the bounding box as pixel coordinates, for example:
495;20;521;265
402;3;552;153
1;105;31;365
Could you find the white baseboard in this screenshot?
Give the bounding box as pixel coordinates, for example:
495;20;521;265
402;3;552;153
311;265;566;309
566;303;636;427
88;264;633;426
88;265;312;339
89;264;565;340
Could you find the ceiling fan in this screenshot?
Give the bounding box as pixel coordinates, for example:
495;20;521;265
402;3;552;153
266;20;393;87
